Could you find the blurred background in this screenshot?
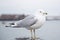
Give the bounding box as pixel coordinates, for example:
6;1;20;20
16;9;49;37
0;0;60;40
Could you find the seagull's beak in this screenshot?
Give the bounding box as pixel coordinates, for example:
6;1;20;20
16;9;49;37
43;13;47;15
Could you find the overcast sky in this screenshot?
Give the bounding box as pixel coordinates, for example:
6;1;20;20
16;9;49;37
0;0;60;16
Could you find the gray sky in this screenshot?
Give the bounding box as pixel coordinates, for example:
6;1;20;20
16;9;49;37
0;0;60;16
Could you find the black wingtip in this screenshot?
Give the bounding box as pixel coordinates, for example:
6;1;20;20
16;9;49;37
5;26;9;27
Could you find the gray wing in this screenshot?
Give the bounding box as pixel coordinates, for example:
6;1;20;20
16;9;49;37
17;15;37;27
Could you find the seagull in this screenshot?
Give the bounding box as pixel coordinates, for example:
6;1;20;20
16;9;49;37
6;9;47;40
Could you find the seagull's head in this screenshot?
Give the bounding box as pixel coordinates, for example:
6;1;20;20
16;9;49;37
40;11;48;16
35;9;48;16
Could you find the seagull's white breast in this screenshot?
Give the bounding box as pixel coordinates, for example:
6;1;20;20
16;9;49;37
30;13;46;29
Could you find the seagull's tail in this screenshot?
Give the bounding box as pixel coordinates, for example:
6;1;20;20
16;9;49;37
5;25;12;27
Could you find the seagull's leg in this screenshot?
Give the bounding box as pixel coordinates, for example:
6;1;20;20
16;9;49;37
33;29;36;40
30;29;33;40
